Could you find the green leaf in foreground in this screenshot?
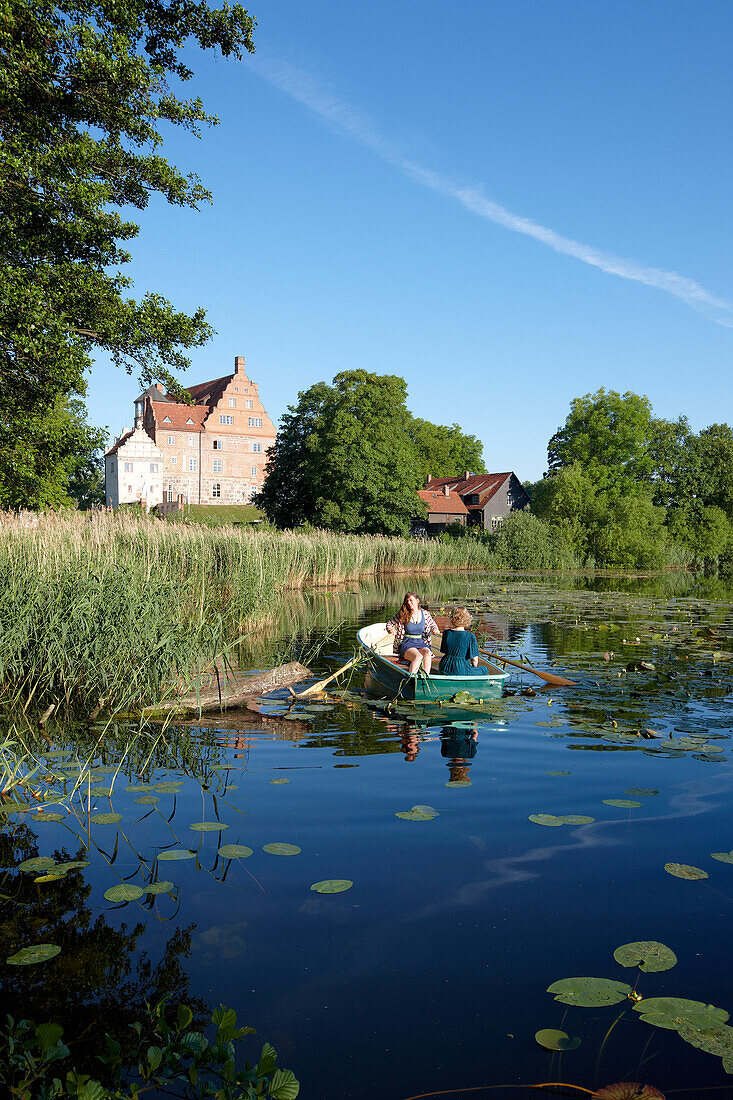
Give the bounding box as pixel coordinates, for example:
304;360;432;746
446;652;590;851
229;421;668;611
664;862;708;880
268;1067;300;1100
144;881;175;895
7;944;61;965
19;857;56;873
547;976;632;1007
90;813;122;825
711;851;733;865
613;941;677;973
310;879;353;894
189;822;229;832
218;844;253;859
534;1027;581;1052
634;996;729;1031
263;843;301;856
679;1021;733;1057
104;884;144;903
158;849;195;861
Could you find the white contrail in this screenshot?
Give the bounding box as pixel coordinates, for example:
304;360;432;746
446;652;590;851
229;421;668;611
247;55;733;328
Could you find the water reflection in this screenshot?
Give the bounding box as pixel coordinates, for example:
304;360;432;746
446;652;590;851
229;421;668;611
440;724;479;784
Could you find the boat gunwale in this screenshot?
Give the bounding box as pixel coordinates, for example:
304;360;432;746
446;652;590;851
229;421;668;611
356;624;508;686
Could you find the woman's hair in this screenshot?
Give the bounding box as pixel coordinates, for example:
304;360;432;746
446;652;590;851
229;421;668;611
450;606;472;629
396;592;421;625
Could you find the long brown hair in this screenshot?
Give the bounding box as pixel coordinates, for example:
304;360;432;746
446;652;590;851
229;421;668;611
396;592;422;626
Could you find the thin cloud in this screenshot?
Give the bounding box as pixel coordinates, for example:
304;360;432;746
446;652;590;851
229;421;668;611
248;56;733;328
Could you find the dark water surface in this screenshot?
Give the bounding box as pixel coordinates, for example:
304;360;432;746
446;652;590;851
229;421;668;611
3;573;733;1099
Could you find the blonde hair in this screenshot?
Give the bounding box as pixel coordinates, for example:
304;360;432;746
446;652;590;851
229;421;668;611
450;606;472;629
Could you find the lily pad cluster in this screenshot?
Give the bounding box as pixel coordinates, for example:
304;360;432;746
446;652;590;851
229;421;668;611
395;805;439;821
529;813;595;827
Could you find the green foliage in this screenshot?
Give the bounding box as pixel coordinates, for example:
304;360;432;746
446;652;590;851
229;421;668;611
547;389;655;492
407;418;486;482
0;0;255;505
488;511;577;571
0;1001;299;1098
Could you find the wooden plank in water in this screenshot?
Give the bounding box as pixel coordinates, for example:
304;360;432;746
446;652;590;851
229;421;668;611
137;661;312;717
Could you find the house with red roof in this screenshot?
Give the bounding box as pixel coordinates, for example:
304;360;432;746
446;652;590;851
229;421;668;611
105;356;276;508
415;485;469;534
420;471;530;531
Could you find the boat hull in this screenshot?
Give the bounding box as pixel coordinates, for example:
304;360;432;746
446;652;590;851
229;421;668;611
357;624;507;701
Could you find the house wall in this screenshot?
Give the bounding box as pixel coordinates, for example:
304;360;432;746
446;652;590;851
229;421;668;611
105;428;165;509
481;474;530;529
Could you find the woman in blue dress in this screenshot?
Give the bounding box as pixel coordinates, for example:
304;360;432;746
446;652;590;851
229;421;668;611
438;607;488;676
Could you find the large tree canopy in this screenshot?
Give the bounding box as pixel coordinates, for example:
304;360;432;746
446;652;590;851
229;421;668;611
257;372;486;535
0;0;255;506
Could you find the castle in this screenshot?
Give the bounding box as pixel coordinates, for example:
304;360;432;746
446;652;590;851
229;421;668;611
104;356;276;509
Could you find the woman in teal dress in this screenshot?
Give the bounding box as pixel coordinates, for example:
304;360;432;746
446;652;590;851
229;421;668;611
439;607;488;677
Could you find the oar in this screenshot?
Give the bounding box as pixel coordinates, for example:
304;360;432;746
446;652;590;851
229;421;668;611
290;633;390;699
480;648;577;687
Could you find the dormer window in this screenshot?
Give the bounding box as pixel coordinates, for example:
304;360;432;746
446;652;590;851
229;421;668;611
163;415;171;423
186;418;194;425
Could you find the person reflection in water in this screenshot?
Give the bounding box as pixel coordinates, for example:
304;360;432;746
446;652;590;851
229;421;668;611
441;725;478;782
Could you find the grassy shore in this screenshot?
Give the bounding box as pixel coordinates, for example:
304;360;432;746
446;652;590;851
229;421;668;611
0;511;498;713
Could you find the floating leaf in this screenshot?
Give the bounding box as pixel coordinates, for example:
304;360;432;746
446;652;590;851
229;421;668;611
624;788;659;797
535;1028;581;1052
88;786;113;796
445;780;471;788
546;770;572;776
144;881;175;895
310;879;353;894
560;814;595;825
135;795;159;805
593;1085;665;1099
158;849;195;861
664;862;708;880
104;884;144;903
633;996;729;1032
270;777;290;785
679;1021;733;1056
126;785;150;792
55;860;90;872
218;844;253;859
31;813;65;822
412;805;439;815
548;977;632;1007
34;872;66;883
711;851;733;865
603;799;642;808
19;856;55;873
529;814;564;827
613;941;677;973
263;843;301;856
395;809;436;821
90;813;122;825
189;822;228;832
7;943;61;965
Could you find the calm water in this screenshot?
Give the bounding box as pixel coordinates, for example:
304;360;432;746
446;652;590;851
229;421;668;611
3;573;733;1099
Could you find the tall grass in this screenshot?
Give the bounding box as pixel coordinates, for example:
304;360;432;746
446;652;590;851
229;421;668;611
0;511;499;713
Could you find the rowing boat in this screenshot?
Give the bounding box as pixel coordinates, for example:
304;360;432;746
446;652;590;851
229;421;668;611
356;623;508;701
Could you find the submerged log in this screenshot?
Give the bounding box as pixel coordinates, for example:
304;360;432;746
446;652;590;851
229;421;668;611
136;661;312;717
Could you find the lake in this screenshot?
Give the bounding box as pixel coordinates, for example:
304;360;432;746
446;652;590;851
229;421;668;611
2;572;733;1099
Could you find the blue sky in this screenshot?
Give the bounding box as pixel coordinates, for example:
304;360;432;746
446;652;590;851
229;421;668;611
86;0;733;480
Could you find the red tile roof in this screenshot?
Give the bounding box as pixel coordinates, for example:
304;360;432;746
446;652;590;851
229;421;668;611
417;489;469;515
105;429;134;457
150;402;208;431
183;375;231;406
425;472;512;507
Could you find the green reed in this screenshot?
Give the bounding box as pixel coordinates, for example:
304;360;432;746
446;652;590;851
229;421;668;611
0;511;499;713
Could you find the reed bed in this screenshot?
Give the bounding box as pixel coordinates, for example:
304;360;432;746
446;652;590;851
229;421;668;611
0;511;498;713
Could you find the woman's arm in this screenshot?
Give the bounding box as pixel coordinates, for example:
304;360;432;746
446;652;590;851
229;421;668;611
469;632;480;666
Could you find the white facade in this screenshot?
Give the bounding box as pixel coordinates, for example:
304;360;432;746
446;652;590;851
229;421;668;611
105;427;165;510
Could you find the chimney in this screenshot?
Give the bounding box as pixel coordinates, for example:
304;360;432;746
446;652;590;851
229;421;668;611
426;473;432;484
465;470;471;479
234;355;246;375
443;484;450;497
155;382;164;392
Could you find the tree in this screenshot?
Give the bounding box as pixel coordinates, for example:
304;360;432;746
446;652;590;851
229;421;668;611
257;371;429;534
407;418;486;481
0;394;106;509
547;388;655;493
0;0;255;504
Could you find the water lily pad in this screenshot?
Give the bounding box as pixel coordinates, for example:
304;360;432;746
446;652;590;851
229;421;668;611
529;814;564;827
263;843;301;856
189;821;228;831
548;976;632;1007
135;795;159;805
270;777;290;785
34;872;67;883
31;813;65;822
412;805;439;816
678;1021;733;1056
55;861;90;872
624;788;659;797
560;815;595;825
19;856;56;873
125;784;150;792
711;851;733;864
104;884;144;902
88;786;113;796
90;812;122;825
634;996;729;1031
396;809;436;821
445;780;472;788
144;881;175;895
7;943;61;965
535;1028;581;1052
546;770;572;776
613;941;677;973
158;849;195;861
310;879;353;894
603;799;642;808
593;1086;664;1099
218;844;253;859
664;862;708;880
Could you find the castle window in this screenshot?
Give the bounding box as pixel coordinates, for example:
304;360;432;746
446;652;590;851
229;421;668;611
188;458;197;472
171;457;177;466
248;417;262;427
168;436;174;445
212;483;221;498
251;465;257;476
213;459;222;473
124;462;133;472
188;436;195;447
212;439;222;450
219;414;234;425
253;442;262;452
245;399;253;409
150;463;159;473
228;397;236;407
